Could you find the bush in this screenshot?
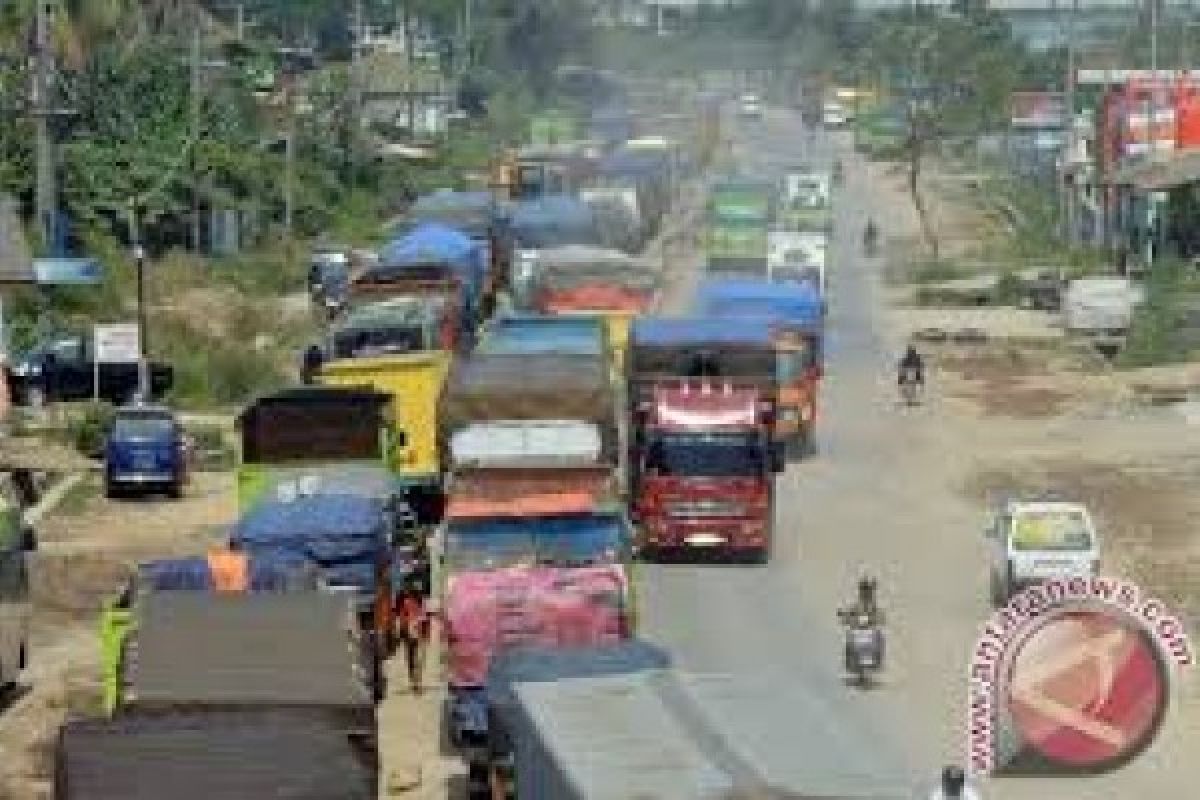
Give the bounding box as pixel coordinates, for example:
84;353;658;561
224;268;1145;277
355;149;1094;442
68;402;115;458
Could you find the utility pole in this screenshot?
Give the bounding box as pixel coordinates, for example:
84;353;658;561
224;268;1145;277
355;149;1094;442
349;0;365;171
1064;0;1079;246
404;0;416;140
190;22;203;251
283;80;295;241
32;0;56;252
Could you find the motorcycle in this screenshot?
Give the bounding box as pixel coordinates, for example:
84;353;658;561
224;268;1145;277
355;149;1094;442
838;611;885;688
899;372;922;407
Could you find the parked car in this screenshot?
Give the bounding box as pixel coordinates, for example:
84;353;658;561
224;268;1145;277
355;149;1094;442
104;405;189;499
986;498;1101;606
8;334;172;408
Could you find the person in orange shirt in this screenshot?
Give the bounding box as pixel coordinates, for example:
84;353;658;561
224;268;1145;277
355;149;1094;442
206;546;249;592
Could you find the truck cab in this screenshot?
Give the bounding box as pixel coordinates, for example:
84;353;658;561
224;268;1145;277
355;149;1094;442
10;334;173;407
633;382;777;563
103;404;188;499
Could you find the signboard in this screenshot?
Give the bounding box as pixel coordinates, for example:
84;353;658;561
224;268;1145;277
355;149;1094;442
1078;69;1200;87
93;324;140;364
33;258;101;286
1011;91;1066;130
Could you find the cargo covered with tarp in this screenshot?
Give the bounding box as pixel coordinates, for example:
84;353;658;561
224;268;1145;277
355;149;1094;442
445;468;617;519
55;708;376;800
628;317;778;396
441;354;614;443
119;592;375;718
476;313;609;358
529;246;659;312
330;296;452;357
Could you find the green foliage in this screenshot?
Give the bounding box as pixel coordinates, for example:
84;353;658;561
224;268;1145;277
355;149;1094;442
1120;261;1200;368
68;401;116;458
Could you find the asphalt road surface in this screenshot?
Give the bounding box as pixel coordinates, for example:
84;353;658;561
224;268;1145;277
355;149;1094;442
639;109;1196;799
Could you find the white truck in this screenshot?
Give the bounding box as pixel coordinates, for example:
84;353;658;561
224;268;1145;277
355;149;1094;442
986;499;1101;606
768;230;827;293
1062;277;1144;336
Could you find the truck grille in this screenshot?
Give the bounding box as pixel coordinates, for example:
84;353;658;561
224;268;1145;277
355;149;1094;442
667;500;745;518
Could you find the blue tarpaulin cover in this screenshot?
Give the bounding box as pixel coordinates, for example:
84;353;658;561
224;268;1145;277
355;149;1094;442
631;315;775;348
694;279;823;328
230;495;388;596
399;190;505;239
477;314;606;356
510;196;597;249
373;222;485;302
137;556;316;592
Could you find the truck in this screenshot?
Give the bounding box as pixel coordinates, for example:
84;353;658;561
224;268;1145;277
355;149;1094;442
481;641;671;797
235;386;393;513
527;247;661;373
706;178;773;277
325;294;456;358
501;668;914;798
779;168;833;233
55;708;377;800
401;189;511;317
1062;277;1145;340
98;554;321;714
371;221;488;346
317;353;451;523
694;278;825;456
768;229;827;294
476;313;614;378
8;332;173;408
628;317;784;563
436;352;633;780
230;494;403;659
104;589;379;713
507;195;601;308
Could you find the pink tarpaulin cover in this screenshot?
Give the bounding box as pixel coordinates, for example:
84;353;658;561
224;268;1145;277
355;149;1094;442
443;564;629;687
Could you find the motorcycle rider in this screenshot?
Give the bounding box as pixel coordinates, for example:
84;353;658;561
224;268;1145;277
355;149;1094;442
863;218;879;253
898;344;925;389
838;576;886;673
929;765;982;800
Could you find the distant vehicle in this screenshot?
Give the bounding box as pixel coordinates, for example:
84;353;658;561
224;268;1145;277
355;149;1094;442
8;333;173;408
987;499;1101;606
822;101;848;129
308;248;350;313
0;476;35;691
104;405;189;500
738;92;764;119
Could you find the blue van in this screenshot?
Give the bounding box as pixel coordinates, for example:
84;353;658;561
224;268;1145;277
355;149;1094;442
104;405;188;499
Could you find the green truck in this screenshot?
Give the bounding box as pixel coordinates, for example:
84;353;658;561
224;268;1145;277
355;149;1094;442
706;179;773;276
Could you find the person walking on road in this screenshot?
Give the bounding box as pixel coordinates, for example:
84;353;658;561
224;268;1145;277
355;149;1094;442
397;544;432;694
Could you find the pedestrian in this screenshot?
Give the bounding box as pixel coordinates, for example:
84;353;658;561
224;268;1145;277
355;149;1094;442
397;545;431;694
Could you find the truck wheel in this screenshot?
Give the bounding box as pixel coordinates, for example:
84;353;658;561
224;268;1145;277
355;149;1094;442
166;481;183;500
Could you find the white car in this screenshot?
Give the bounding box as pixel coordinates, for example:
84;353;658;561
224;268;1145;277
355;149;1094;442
986;500;1101;606
738;93;764;119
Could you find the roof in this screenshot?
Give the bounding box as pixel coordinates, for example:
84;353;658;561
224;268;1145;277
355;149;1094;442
375;221;483;277
508;670;916;798
631;316;776;348
55;709;376;800
232;494;387;543
127;593;372;710
694;279;824;326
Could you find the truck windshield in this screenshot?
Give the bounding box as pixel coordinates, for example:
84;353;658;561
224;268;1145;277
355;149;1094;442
112;414;174;440
445;514;626;572
1011;510;1094;552
646;433;764;477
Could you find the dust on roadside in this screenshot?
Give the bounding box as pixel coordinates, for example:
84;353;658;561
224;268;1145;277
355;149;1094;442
0;471;235;799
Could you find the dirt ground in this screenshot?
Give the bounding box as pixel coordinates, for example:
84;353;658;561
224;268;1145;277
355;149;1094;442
0;471;235;799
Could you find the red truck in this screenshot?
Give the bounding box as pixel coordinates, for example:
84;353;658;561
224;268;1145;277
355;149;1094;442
628;317;783;564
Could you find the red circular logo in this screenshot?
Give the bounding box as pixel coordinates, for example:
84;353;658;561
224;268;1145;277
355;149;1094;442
1004;609;1168;770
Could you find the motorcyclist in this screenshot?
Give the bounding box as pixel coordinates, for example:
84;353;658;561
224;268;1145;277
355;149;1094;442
863;218;879;252
839;575;885;627
929;765;982;800
898;344;925;388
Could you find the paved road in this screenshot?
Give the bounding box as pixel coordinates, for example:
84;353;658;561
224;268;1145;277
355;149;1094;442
639;109;1196;798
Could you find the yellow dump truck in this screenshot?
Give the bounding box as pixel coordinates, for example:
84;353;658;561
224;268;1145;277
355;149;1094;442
318;351;451;522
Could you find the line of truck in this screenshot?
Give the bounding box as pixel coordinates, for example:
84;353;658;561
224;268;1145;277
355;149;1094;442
51;84;843;798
